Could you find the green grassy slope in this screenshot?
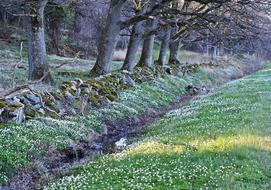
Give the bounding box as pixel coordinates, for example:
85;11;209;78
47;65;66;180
0;61;247;185
45;65;271;190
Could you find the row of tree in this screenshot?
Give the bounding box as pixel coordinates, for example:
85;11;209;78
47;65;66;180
0;0;271;81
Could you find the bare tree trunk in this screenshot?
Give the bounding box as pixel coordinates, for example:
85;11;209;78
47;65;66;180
219;46;225;56
169;39;180;64
91;0;126;75
138;19;156;68
122;22;144;71
0;7;8;24
211;46;217;60
157;26;171;66
51;25;60;55
206;43;210;56
26;0;51;82
47;17;61;55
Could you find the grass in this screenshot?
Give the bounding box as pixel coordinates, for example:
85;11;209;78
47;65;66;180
0;42;124;89
0;41;214;90
0;41;263;186
44;64;271;189
0;58;248;185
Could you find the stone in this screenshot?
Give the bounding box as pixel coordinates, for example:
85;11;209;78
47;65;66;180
64;91;74;102
115;138;128;150
91;143;103;151
81;87;91;94
163;66;172;75
120;75;136;87
74;78;84;86
37;108;45;115
24;106;37;118
122;70;131;75
14;107;25;124
185;85;200;96
5;102;24;110
19;96;32;106
106;94;117;102
26;94;41;104
33;104;42;110
12;97;21;104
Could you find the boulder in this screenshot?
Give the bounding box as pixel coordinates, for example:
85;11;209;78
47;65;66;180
74;78;84;86
26;94;41;104
185;85;200;96
120;75;135;87
64;91;74;103
115;138;128;150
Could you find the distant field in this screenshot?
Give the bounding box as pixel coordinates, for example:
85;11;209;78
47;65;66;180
45;64;271;190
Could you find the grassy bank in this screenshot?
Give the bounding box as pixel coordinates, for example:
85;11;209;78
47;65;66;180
45;64;271;189
0;57;252;185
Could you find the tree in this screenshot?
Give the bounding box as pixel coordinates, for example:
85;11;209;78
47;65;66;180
90;0;127;75
45;3;67;55
138;19;157;67
122;21;144;71
0;0;52;81
91;0;173;75
25;0;52;81
157;25;171;66
171;0;271;59
169;30;181;64
122;2;148;71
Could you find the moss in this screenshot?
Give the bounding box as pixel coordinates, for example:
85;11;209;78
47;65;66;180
6;103;23;108
45;65;271;190
25;106;37;115
99;85;116;95
87;81;104;91
43;96;54;105
0;101;7;108
106;94;118;102
89;93;102;107
121;84;131;90
102;75;120;86
50;91;62;101
68;89;76;96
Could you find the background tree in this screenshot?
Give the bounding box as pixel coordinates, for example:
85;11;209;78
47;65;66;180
138;19;157;67
0;0;52;81
25;0;51;81
90;0;173;75
90;0;127;75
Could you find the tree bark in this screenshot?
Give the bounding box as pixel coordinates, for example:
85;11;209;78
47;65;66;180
91;0;126;75
0;7;9;24
169;39;180;64
219;46;225;56
157;26;171;66
168;25;181;64
122;21;144;71
26;0;51;82
211;46;217;60
138;19;156;68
